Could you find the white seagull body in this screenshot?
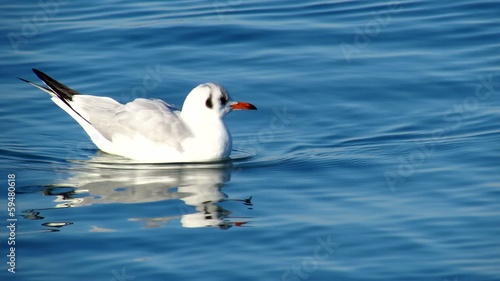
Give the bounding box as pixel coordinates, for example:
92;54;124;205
20;69;256;163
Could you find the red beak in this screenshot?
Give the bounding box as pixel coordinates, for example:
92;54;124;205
231;101;257;110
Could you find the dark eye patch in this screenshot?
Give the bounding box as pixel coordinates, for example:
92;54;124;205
206;94;213;109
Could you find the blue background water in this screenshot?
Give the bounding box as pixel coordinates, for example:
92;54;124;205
1;1;499;280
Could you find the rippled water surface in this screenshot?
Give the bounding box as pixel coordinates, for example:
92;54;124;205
1;1;500;280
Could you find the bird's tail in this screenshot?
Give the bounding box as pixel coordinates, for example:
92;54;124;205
18;69;90;124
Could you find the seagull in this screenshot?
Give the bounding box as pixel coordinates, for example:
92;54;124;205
19;69;257;163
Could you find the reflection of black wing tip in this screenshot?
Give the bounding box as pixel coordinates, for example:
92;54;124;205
32;68;80;101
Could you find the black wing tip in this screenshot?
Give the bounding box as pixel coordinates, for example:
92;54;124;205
17;69;44;83
23;68;92;125
18;77;30;83
32;68;50;82
18;69;45;84
29;68;81;101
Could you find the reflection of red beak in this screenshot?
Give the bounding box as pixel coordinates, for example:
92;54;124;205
235;221;248;227
231;101;257;110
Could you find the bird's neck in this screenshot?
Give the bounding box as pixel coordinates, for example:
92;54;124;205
181;112;230;142
181;113;232;160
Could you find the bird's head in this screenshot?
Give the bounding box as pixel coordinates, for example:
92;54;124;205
182;83;257;119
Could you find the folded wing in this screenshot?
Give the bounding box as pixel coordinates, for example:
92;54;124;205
21;69;192;158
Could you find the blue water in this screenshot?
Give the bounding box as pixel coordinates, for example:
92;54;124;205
1;1;500;280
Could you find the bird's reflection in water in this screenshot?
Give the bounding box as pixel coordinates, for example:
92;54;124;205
28;153;253;231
